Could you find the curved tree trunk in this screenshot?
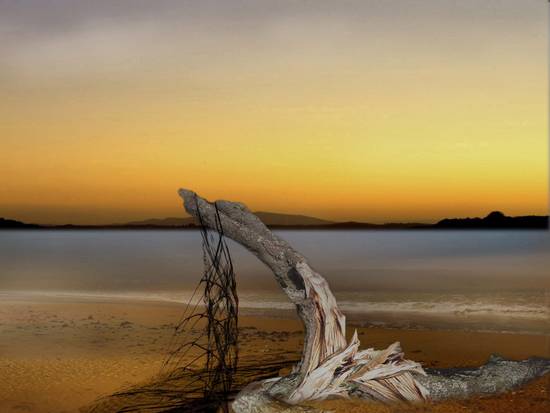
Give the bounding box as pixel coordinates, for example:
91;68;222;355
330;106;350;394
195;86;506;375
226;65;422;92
179;188;348;382
178;189;549;412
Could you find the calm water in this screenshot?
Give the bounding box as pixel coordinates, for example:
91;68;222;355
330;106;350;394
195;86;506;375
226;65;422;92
1;230;549;333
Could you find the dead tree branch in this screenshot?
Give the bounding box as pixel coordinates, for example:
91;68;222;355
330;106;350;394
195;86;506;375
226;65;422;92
178;189;550;412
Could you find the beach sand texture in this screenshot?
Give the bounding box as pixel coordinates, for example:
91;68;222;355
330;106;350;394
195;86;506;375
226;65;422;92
0;297;548;413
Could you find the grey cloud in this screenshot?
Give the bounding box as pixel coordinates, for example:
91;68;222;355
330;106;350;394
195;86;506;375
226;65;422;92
0;0;541;40
0;0;543;88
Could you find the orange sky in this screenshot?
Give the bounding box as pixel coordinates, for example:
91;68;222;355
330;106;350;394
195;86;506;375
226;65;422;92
0;0;548;224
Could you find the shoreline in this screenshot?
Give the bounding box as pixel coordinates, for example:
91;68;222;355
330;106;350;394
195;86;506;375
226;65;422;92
2;290;548;336
0;297;548;412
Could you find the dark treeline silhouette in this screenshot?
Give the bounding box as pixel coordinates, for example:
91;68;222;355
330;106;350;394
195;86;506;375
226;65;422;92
433;211;548;230
0;218;40;228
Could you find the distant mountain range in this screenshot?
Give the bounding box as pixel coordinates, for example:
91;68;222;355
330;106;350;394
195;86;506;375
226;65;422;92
122;211;334;228
1;211;548;230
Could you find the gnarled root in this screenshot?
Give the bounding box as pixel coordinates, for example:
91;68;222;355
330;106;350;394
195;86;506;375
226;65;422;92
233;355;550;413
232;334;428;412
418;354;550;400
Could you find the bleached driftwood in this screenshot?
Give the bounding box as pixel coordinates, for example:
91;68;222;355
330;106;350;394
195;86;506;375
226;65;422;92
178;189;347;381
418;354;550;400
178;189;550;412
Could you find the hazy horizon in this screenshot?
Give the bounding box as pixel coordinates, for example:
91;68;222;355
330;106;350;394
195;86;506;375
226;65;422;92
2;206;548;227
2;229;549;335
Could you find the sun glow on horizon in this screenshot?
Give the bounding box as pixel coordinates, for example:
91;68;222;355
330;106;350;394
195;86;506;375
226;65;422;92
0;0;547;225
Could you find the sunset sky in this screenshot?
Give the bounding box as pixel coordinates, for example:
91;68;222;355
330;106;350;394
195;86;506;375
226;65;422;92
1;0;548;225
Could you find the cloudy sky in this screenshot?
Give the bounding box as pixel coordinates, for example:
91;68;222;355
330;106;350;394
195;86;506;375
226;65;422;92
0;0;547;224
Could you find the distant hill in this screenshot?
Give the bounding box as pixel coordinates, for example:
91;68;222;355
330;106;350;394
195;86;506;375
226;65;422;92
254;212;334;227
123;217;195;227
122;212;334;228
0;218;40;229
434;211;548;229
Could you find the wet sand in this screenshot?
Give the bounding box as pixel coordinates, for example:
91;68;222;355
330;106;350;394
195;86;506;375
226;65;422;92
0;297;548;412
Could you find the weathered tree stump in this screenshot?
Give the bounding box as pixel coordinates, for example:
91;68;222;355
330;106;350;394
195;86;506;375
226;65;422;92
178;189;550;412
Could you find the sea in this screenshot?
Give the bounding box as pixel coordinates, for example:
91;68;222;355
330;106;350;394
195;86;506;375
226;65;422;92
1;229;549;335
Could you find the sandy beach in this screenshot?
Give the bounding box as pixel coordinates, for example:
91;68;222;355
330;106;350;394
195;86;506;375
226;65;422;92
0;296;548;413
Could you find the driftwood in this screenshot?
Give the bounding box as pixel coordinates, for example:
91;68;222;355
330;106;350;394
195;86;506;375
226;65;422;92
178;189;550;412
